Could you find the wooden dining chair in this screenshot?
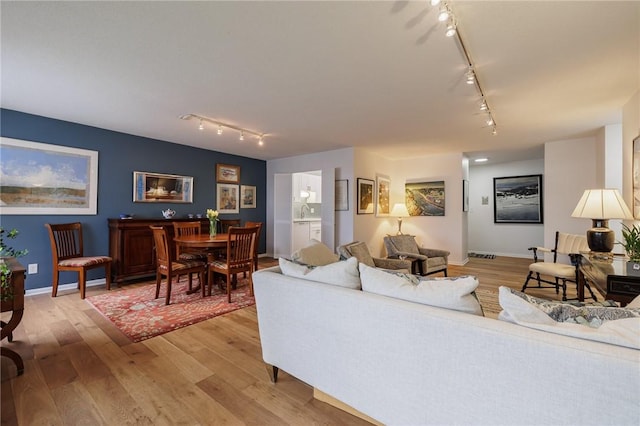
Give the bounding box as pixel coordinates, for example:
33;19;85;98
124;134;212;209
45;222;112;299
244;221;263;272
150;226;206;305
218;219;241;234
173;221;208;261
208;226;258;302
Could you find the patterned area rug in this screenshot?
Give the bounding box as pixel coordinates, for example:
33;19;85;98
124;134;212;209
86;279;255;342
469;253;496;259
475;288;501;319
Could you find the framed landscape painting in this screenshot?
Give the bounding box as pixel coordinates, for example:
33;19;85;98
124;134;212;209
405;180;445;216
493;174;543;223
133;171;193;203
0;137;98;215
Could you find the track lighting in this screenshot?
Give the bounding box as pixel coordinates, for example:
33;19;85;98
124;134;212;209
432;1;497;134
437;6;449;22
445;18;456;37
179;114;266;146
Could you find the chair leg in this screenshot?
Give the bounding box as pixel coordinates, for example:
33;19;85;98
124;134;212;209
584;282;598;301
52;271;60;297
443;268;448;277
155;273;162;299
165;275;172;305
554;278;560;294
79;269;87;299
521;272;534;292
561;279;568;301
227;272;232;303
105;263;112;291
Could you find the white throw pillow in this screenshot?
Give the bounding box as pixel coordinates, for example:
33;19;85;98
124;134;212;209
291;239;339;266
358;263;483;315
498;286;640;350
279;256;361;289
627;294;640;309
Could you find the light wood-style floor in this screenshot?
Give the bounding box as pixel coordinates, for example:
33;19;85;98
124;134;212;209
1;255;588;425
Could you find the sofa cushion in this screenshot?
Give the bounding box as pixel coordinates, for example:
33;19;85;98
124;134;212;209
345;241;376;267
498;286;640;349
358;263;483;315
627;294;640;308
279;256;361;289
291;239;339;266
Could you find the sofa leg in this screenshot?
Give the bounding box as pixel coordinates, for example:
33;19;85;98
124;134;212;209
266;364;279;383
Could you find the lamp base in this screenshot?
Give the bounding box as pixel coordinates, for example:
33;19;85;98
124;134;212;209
586;219;614;252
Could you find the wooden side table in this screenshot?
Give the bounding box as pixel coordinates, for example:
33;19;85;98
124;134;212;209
578;254;640;306
1;257;25;376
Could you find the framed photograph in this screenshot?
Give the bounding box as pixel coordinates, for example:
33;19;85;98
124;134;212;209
357;178;375;214
405;180;445;216
216;163;240;184
376;175;390;216
217;183;239;213
0;137;98;215
634;136;640;218
133;171;193;203
462;179;469;212
335;179;349;211
240;185;256;208
493;174;543;224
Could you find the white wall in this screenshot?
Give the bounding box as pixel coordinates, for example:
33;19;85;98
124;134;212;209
468;159;544;258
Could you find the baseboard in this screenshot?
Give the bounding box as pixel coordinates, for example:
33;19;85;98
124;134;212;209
25;278;107;297
313;388;383;426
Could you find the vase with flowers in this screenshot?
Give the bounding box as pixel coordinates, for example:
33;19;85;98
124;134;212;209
206;209;219;238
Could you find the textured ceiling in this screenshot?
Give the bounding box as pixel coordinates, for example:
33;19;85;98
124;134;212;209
2;1;638;163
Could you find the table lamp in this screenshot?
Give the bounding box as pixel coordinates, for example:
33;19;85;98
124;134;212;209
571;189;633;253
390;203;410;235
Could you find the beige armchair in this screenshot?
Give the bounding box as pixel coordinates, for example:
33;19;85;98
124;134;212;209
338;241;411;272
383;235;449;276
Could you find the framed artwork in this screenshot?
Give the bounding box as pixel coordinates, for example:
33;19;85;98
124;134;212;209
0;137;98;215
405;180;445;216
240;185;256;208
462;179;469;212
376;175;390;216
335;179;349;211
493;174;543;224
634;136;640;219
133;171;193;203
217;183;239;213
357;178;375;214
216;163;240;184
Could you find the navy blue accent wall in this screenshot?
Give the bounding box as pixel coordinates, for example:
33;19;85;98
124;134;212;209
0;109;266;291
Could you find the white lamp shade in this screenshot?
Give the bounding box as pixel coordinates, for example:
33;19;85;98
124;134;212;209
390;203;410;217
571;189;633;220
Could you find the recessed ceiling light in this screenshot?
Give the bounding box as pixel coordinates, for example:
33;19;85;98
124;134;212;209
474;158;488;163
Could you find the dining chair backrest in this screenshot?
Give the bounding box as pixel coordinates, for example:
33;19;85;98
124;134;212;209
244;221;263;269
173;221;202;258
150;226;171;269
47;222;85;261
219;219;241;234
225;226;257;268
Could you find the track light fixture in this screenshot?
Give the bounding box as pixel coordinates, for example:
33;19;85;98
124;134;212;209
432;1;497;135
179;114;265;145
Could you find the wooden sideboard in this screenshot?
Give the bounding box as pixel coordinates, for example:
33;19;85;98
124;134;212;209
108;218;210;284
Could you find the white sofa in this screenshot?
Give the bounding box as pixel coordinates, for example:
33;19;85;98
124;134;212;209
253;265;639;426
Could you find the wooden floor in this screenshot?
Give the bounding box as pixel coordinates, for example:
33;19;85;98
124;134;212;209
1;255;590;425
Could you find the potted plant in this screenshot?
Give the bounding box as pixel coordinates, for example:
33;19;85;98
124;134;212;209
620;223;640;275
0;227;28;303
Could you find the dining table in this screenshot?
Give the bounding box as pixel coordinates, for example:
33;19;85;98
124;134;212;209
173;233;232;294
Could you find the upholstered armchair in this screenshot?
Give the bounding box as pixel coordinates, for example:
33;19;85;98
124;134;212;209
338;241;411;272
383;235;449;276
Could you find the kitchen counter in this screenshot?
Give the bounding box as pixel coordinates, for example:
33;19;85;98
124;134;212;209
293;218;321;222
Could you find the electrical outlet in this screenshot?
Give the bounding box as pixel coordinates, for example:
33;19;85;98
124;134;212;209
28;263;38;274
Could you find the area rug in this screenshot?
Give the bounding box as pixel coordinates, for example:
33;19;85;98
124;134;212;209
469;253;496;259
475;288;501;319
86;279;255;342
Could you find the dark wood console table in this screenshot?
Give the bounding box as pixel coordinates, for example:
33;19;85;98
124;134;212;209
578;254;640;306
1;257;25;376
108;218;210;284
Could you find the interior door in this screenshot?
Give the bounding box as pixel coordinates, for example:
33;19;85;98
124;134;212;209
273;173;293;258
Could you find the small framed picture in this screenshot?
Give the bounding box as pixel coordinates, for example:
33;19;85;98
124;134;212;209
376;175;390;216
217;183;239;213
216;163;240;184
357;178;375;214
240;185;256;208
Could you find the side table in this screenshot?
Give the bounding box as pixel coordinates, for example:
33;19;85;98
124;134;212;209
1;257;25;376
578;254;640;306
